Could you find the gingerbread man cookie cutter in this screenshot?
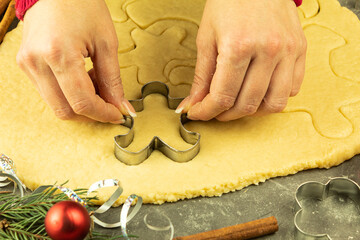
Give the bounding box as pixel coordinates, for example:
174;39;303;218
114;81;200;165
294;177;360;240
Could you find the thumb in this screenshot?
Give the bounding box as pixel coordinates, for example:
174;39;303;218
176;36;217;114
92;40;136;117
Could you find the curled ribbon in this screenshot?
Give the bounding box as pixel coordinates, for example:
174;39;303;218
0;154;26;196
121;194;142;239
86;178;142;236
144;212;174;239
57;185;87;205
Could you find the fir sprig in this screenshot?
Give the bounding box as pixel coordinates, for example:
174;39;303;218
0;183;134;240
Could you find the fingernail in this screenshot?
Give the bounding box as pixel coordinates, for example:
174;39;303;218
175;106;184;114
123;102;137;118
176;97;191;114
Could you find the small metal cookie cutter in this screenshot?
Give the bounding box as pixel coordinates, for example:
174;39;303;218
114;81;200;165
294;177;360;240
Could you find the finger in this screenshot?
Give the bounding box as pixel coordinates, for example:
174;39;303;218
187;48;251;120
215;55;276;121
30;58;96;121
17;48;96;122
92;38;135;117
176;27;217;114
290;52;306;97
16;48;41;93
88;68;135;118
254;57;295;116
45;52;124;123
34;64;77;120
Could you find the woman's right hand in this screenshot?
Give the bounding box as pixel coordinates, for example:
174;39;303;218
17;0;135;123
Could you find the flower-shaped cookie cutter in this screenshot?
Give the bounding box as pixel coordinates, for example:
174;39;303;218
114;81;200;165
294;177;360;240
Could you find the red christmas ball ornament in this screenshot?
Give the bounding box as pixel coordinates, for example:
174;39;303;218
45;201;91;240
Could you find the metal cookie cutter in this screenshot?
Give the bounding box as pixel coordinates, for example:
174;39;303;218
294;177;360;240
114;81;200;165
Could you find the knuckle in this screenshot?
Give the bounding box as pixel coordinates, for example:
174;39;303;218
263;36;283;57
211;92;236;110
263;98;288;113
108;76;123;89
235;40;254;56
219;38;254;61
190;72;212;96
285;36;298;54
100;74;122;89
42;44;83;73
41;41;63;64
71;98;92;115
192;71;209;88
16;50;34;68
239;102;258;115
53;107;75;120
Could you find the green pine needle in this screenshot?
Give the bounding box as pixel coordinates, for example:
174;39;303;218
0;184;134;239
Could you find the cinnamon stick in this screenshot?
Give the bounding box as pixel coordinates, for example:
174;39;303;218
173;216;278;240
0;0;11;16
0;0;15;43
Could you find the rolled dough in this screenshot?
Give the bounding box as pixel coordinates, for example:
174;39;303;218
0;0;360;205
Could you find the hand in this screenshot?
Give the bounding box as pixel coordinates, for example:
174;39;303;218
16;0;136;123
176;0;307;121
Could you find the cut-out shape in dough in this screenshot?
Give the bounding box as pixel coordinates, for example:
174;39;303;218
167;83;191;98
330;42;360;83
114;20;138;53
120;66;143;100
164;59;196;83
285;24;360;138
146;20;199;51
120;65;192;99
105;0;128;23
299;0;319;18
125;0;206;28
169;66;194;86
118;27;196;84
301;0;360;39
